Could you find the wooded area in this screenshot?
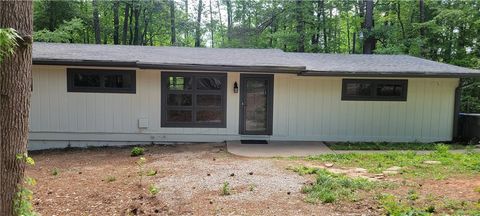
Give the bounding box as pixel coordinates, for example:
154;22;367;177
32;0;480;112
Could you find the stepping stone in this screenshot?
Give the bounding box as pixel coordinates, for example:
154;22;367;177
423;160;441;165
386;166;402;171
382;170;399;175
353;168;368;173
324;163;334;168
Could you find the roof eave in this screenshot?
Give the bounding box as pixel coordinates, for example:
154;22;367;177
300;70;480;78
33;58;305;73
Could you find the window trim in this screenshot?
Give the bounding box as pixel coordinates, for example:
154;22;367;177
67;68;136;93
161;72;227;128
341;79;408;101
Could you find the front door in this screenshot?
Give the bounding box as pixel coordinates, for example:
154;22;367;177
239;74;274;135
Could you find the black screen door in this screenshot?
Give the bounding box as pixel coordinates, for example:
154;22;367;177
239;74;274;135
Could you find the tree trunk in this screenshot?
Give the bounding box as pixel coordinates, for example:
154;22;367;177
295;0;305;52
195;0;203;47
92;0;101;44
209;0;214;48
216;0;224;46
169;0;176;45
141;8;149;45
128;4;134;45
396;2;406;40
113;0;120;45
226;0;232;42
363;0;375;54
122;3;130;45
419;0;425;36
320;0;328;52
132;6;140;45
0;1;33;215
184;0;189;46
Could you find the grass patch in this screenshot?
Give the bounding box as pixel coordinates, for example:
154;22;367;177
326;142;468;151
295;166;379;203
307;145;480;179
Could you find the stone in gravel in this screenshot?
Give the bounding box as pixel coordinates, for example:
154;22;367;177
287;192;291;195
209;201;213;204
382;170;399;175
324;163;334;168
386;166;402;171
423;160;441;165
248;172;253;175
230;173;235;177
212;158;216;161
353;168;368;173
207;173;211;176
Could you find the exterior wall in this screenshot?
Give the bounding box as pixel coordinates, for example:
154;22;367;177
273;74;458;142
29;65;459;149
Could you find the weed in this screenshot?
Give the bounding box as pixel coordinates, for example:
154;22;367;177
378;194;431;216
407;189;419;201
51;168;59;176
14;153;38;216
146;170;157;176
136;157;146;186
148;184;159;196
106;176;116;182
221;181;231;196
131;147;145;157
289;165;319;175
325;142;466;151
249;184;256;192
299;167;376;203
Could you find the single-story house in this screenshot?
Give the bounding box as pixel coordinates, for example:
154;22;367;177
29;42;480;150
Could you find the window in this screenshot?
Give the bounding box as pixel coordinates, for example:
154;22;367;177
161;72;227;127
67;68;136;93
342;79;408;101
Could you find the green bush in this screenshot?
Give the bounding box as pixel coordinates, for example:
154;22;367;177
131;147;145;157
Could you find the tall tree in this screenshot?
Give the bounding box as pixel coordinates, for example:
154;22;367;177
295;0;305;52
195;0;203;47
170;0;176;45
362;0;375;54
122;2;130;45
113;0;120;45
132;5;140;45
0;1;33;215
92;0;101;44
209;0;214;47
225;0;232;42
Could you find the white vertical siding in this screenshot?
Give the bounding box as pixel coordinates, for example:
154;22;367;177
30;65;458;147
272;74;458;142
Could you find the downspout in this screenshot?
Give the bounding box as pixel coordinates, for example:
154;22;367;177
452;79;463;140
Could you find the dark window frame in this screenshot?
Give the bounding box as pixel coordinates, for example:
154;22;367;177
161;72;227;128
341;79;408;101
67;68;136;93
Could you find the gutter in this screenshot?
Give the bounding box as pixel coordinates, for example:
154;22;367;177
299;70;480;78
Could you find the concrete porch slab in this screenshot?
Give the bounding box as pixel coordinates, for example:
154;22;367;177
226;140;334;157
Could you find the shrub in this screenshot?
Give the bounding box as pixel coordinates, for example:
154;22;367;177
51;168;59;176
131;147;145;157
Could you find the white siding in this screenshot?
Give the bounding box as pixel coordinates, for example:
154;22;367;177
29;65;458;149
272;74;458;142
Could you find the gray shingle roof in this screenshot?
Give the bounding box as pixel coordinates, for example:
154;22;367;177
33;42;480;77
290;53;480;77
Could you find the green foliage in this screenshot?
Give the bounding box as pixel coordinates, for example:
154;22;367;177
146;170;157;176
0;28;20;62
148;184;159;196
326;142;467;151
298;167;376;203
307;147;480;179
51;168;59;176
34;18;85;43
378;194;432;216
136;157;146;186
106;176;116;182
14;154;38;216
131;147;145;157
221;181;231;196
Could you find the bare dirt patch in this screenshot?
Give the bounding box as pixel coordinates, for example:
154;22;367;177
26;144;480;215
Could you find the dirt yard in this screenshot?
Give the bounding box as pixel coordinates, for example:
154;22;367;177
26;144;480;215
